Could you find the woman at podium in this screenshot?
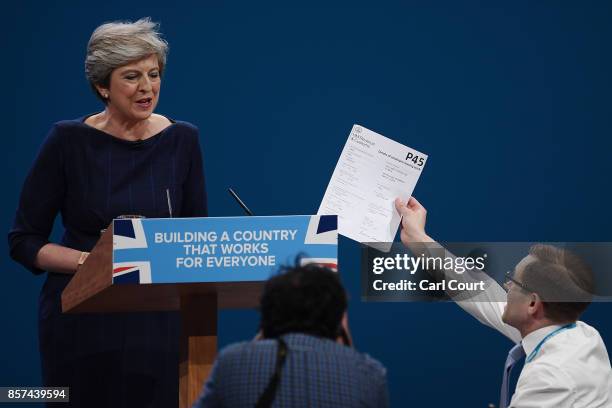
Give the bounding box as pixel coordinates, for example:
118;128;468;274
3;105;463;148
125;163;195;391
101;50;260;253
8;18;207;407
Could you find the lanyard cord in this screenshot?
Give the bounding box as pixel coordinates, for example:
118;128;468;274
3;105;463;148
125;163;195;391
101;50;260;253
255;338;288;408
525;322;576;363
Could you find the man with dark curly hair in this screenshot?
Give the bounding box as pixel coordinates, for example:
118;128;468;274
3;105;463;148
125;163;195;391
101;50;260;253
193;263;389;408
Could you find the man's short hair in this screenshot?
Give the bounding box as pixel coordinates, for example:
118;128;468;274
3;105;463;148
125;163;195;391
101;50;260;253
522;244;594;322
260;262;347;340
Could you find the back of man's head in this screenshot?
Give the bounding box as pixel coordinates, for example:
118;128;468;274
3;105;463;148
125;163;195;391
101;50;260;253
260;263;347;340
522;244;594;323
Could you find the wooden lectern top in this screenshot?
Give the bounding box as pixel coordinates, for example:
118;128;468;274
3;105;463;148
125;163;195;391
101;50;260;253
61;225;264;314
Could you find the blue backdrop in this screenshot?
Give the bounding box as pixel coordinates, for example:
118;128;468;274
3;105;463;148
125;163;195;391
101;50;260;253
4;2;612;407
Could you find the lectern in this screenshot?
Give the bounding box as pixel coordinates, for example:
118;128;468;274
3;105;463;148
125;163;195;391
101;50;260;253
61;215;338;407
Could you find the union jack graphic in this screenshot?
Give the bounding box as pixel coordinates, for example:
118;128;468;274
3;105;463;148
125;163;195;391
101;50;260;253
300;257;338;271
112;261;152;284
113;218;148;250
302;215;338;270
304;215;337;245
113;218;150;284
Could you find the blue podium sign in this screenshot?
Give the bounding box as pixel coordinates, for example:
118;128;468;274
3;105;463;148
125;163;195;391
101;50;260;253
112;215;338;284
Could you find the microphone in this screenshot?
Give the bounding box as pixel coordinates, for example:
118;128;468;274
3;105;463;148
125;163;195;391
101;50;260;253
166;188;173;218
228;187;254;216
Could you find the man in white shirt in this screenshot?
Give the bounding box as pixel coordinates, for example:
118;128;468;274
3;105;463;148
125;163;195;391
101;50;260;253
394;197;612;408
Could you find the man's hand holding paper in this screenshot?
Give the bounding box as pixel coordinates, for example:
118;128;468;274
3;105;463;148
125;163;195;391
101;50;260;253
318;124;428;248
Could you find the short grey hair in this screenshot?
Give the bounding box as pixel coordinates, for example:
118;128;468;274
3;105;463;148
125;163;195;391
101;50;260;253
85;17;169;102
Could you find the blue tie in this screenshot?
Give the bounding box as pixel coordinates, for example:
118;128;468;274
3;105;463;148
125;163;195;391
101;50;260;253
499;343;525;408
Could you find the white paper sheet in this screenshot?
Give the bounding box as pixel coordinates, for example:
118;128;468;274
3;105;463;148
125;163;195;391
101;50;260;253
317;124;428;249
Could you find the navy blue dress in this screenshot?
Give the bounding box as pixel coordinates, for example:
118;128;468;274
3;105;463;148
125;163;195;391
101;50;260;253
8;115;208;407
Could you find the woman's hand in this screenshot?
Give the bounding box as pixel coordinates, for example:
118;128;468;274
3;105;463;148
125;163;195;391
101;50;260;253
35;243;82;274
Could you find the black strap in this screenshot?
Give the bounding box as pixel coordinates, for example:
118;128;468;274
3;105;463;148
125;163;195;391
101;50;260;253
255;338;288;408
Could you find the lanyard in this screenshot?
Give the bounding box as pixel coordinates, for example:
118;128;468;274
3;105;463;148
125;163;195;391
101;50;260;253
525;323;576;363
